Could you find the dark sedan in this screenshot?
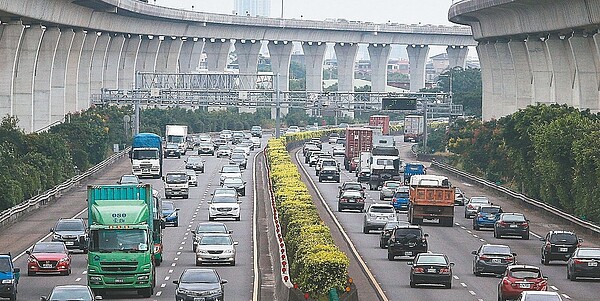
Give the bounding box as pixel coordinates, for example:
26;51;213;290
337;190;365;212
379;221;407;249
174;268;227;301
161;200;179;227
229;153;248;169
567;247;600;281
472;244;516;276
408;253;453;289
221;177;246;197
494;213;530;239
388;225;428;260
540;230;582;265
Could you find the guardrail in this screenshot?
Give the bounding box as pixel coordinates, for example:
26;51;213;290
431;160;600;237
0;147;131;227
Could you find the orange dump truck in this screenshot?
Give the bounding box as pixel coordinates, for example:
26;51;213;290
408;175;455;227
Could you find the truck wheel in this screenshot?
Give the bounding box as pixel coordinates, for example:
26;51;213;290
369;184;376;191
184;195;189;199
209;216;214;221
9;292;16;301
139;287;153;298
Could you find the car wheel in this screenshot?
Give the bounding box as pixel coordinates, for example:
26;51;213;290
388;252;395;261
473;224;479;231
236;216;241;221
541;255;548;265
409;280;416;288
318;178;322;182
9;292;16;301
523;233;529;240
337;206;342;212
209;216;214;221
494;230;499;238
566;267;571;279
174;221;179;227
379;240;386;249
231;260;236;266
184;195;189;199
444;282;451;289
497;291;504;301
28;270;34;276
363;226;369;234
464;212;468;218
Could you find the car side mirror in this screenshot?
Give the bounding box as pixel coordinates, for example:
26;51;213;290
26;250;31;255
471;251;477;255
207;200;212;204
221;279;228;284
68;250;74;254
338;186;342;189
228;230;233;234
173;280;179;284
41;297;48;301
116;181;120;184
579;238;584;243
449;262;455;267
512;252;517;257
50;228;54;233
161;220;166;229
234;242;239;245
13;267;20;273
95;296;103;300
423;233;429;237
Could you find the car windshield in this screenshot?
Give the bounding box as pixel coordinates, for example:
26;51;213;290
90;229;148;252
199;143;212;147
231;154;245;160
55;220;84;231
383;222;400;230
197;224;227;233
369;206;395;213
49;287;92;300
212;196;238;203
322;161;337;167
577;248;600;257
344;183;362;190
394;191;409;198
181;270;219;283
480;207;501;214
166;143;178;149
200;236;232;245
32;243;65;253
131;149;159;160
481;245;512;255
416;255;447;265
162;202;175;211
120;175;139;184
166;173;188;183
385;182;402;188
470;197;489;204
188;157;203;164
222;166;241;173
509;268;541;279
550;233;578;244
0;258;11;272
224;178;243;186
213;189;237;197
502;214;526;222
342;191;362;198
394;228;422;238
523;294;561;301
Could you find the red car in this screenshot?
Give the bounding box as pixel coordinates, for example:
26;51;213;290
349;157;360;172
27;242;71;276
497;265;547;301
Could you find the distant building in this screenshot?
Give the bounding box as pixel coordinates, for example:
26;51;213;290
430;53;450;74
387;58;409;75
234;0;271;17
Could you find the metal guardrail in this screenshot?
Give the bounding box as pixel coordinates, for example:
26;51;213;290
431;160;600;236
0;147;131;227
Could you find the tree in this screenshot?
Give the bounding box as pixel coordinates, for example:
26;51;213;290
437;67;482;117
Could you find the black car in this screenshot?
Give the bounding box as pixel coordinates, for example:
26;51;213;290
338;182;365;198
472;244;516;276
41;285;101;301
197;142;215;156
51;218;88;253
408;253;453;289
221;177;246;196
357;168;371;183
567;247;600;281
337;190;365;212
185;156;205;173
318;167;340;183
229;153;248;169
379;221;407;249
174;268;227;301
494;213;530;239
540;231;582;265
164;143;181;158
387;225;428;260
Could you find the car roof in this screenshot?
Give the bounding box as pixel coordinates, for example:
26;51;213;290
369;203;394;208
200;233;231;238
521;291;561;296
549;230;576;235
394;225;422;230
343;182;362;185
506;264;540;270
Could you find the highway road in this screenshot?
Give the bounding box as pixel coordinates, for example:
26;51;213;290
6;139;266;300
296;139;600;301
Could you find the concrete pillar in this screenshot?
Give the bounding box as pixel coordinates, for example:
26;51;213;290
203;39;231;72
90;32;110;99
179;38;204;73
66;30;85;113
508;39;533;110
268;41;294;91
103;34;125;90
407;44;429;92
446;45;469;69
302;42;327;92
33;27;60;132
50;28;75;124
368;44;391;92
477;42;494;120
569;33;600;111
495;40;517;117
156;37;183;72
13;24;44;132
118;34;141;90
525;37;553;105
77;31;98;111
235;40;261;89
0;21;24;120
334;43;359;92
545;34;574;106
135;36;160;72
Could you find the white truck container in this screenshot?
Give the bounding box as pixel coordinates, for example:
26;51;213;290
373;135;396;147
166;125;189;155
403;115;425;142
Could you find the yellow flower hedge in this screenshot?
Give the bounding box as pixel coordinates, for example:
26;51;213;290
266;134;349;297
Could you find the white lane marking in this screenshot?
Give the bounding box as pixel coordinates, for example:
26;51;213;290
164;276;170;281
75;277;82;282
168;269;173;274
462;183;473;187
550;286;558;291
179;246;184;250
161;283;166;288
473;234;478;238
171;263;176;267
460;226;467;230
181;241;185;245
174;257;179;261
82;271;87;274
453;275;459;280
176;251;181;255
156;291;162;296
466;230;472;234
562;294;571;299
460;283;467;287
479;238;486;242
468;291;476;296
530;232;542;239
454;223;460;226
184;236;188;240
184;232;189;236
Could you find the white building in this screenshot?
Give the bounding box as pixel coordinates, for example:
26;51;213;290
234;0;271;17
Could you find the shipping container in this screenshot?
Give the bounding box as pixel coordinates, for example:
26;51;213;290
344;128;373;170
369;115;390;135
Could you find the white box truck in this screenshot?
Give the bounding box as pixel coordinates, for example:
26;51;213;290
165;125;189;155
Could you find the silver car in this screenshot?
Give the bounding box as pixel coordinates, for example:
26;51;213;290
464;196;491;218
379;181;403;200
191;222;232;252
195;233;238;266
363;203;397;234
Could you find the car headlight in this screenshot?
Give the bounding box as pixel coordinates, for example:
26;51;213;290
89;276;102;282
1;279;14;284
137;275;149;280
205;289;222;296
53;234;61;240
224;249;234;254
176;288;192;295
58;257;69;263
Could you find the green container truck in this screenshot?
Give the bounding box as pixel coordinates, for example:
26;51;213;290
87;184;157;297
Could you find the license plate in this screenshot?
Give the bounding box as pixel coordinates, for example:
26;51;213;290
492;259;501;264
115;278;124;283
377;216;386;220
427;268;436;273
42;264;52;268
194;298;205;301
405;251;413;256
143;169;149;172
519;283;531;289
488;216;495;220
212;257;220;260
65;241;74;245
348;199;355;203
559;247;568;252
589;262;598;267
510;224;518;228
327;176;333;179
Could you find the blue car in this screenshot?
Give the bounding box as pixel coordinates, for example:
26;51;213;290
0;253;19;301
473;205;502;230
391;186;410;211
162;200;179;227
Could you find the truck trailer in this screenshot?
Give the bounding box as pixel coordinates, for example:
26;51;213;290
87;184;157;297
344;128;373;170
407;175;455;227
369;115;390;135
404;115;425;142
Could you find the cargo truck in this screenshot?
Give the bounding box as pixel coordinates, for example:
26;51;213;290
344;128;373;170
87;184;157;297
404;115;425;142
404;163;426;184
131;133;162;178
165;125;189;155
407;175;455;227
368;146;402;190
369;115;390;135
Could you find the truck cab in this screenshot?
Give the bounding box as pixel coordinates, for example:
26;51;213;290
0;253;19;301
131;133;162;179
163;172;190;199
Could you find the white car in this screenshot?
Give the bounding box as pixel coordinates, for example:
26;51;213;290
216;145;232;158
219;130;233;141
233;146;250;157
285;126;300;134
195;233;238;266
363;204;397;234
208;194;241;221
219;165;242;184
250;137;261;148
186;170;198;187
333;145;345;156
